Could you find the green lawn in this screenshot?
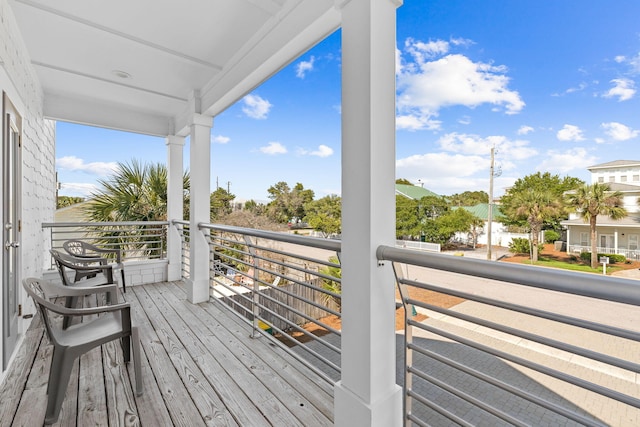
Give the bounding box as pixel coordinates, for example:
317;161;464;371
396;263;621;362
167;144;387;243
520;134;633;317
514;257;624;275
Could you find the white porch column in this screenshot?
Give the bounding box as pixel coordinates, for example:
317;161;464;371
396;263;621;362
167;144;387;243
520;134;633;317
166;135;185;281
335;0;402;426
188;113;213;303
614;230;619;254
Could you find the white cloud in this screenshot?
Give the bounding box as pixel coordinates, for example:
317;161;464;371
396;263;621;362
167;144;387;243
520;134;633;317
396;114;441;131
58;182;98;197
56;156;118;176
437;133;537;161
536;148;597;174
296;56;315;79
601;122;639;141
242;94;272;119
405;38;450;62
397;152;487;178
260;142;287;155
614;55;626;63
397;44;525;130
212;135;230;144
556;124;585;142
603;78;636;101
517;125;534;135
297;144;334;157
309;145;334;157
458;116;471;125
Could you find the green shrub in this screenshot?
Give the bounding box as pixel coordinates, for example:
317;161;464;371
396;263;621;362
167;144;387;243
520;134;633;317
544;230;561;244
579;252;626;264
509;238;543;255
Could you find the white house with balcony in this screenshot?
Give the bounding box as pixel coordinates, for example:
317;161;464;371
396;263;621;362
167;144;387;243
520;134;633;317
2;2;640;426
0;0;403;425
561;160;640;259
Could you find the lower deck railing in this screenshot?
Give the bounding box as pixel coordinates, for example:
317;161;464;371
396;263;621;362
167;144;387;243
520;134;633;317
43;221;169;266
198;223;342;384
378;245;640;426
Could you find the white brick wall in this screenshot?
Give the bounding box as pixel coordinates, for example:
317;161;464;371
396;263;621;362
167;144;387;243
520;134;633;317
1;0;56;361
1;0;56;279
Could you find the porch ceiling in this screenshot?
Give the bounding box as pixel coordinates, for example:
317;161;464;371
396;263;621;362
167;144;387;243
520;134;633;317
8;0;339;136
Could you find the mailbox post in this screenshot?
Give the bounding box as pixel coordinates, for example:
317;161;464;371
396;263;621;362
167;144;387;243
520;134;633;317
600;256;610;275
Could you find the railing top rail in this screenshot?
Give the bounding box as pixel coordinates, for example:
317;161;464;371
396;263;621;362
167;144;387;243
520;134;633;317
377;244;640;307
43;221;169;228
171;219;189;226
199;222;342;252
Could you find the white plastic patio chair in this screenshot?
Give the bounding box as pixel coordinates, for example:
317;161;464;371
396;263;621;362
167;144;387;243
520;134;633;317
22;277;142;425
62;239;127;292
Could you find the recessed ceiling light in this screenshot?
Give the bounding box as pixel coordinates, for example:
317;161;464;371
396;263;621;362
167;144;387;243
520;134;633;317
111;70;131;79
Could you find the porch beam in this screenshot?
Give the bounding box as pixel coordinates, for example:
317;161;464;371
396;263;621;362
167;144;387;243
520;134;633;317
188;113;213;303
335;0;402;426
166;135;185;281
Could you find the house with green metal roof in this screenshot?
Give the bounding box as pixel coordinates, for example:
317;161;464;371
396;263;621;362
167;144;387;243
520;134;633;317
395;184;440;200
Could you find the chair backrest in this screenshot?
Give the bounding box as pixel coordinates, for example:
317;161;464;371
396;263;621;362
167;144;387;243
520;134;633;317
63;239;121;263
51;248;96;286
22;277;69;345
62;239;90;257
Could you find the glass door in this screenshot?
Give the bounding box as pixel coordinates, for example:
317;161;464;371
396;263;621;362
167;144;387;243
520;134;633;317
3;93;21;369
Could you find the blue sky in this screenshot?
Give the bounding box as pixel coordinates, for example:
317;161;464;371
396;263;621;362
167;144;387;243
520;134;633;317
57;0;640;202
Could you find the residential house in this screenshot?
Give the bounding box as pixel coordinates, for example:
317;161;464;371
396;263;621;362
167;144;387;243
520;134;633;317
1;1;404;424
561;160;640;259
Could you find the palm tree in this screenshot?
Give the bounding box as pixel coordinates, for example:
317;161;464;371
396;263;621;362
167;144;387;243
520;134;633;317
565;183;627;268
85;160;190;257
510;188;562;262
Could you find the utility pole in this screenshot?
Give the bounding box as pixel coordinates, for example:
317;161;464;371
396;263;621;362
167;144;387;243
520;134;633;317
487;146;495;260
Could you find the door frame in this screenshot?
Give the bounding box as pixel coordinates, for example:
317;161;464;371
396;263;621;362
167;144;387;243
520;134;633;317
2;92;22;370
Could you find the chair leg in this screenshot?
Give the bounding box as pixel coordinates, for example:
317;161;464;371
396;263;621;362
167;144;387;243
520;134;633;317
45;347;75;425
121;335;131;363
120;268;126;293
131;327;143;396
63;296;78;329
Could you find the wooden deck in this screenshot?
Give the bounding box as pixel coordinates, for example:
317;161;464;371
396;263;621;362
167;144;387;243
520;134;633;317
0;281;334;426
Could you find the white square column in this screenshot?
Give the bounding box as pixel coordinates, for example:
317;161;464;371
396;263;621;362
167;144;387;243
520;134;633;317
166;135;185;282
334;0;403;426
188;113;213;303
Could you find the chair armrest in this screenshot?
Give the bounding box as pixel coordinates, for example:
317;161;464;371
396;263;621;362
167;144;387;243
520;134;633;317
68;262;114;272
46;301;131;317
54;283;118;298
91;247;122;263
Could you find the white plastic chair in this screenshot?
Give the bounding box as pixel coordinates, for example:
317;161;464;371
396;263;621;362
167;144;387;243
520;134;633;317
22;277;142;424
62;240;127;292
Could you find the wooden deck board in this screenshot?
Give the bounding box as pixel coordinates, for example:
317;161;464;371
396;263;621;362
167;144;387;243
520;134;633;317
133;284;277;426
161;283;334;425
0;281;334;426
150;282;301;426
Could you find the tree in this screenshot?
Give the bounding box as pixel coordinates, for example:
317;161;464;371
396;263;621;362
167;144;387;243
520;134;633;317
565;183;627;268
84;160;189;255
501;172;583;231
86;160;189;222
319;256;342;310
508;188;562;262
210;187;235;220
395;178;413;185
448;191;489;207
266;181;314;224
304;195;342;237
396;195;420;238
57;196;84;208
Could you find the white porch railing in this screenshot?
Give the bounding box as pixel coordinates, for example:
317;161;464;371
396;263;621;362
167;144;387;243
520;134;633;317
43;221;169;265
568;244;640;260
43;220;640;425
198;223;342;384
378;245;640;426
